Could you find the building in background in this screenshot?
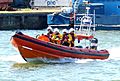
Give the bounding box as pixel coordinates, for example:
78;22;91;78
29;0;72;9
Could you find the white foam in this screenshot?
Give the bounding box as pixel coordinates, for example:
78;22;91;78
108;47;120;60
74;59;94;63
26;57;75;63
25;57;94;64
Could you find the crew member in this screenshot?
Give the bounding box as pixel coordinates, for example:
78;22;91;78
68;28;77;47
46;26;53;42
52;28;62;44
61;29;70;46
36;26;53;42
90;38;98;50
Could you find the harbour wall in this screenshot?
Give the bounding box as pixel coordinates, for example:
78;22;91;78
0;11;49;30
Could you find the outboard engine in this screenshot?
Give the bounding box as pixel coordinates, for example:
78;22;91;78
90;38;98;50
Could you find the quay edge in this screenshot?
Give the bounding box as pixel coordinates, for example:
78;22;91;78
0;9;60;30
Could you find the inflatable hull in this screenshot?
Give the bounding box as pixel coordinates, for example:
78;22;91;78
11;32;110;63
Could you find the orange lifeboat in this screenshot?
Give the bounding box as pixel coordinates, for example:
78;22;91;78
10;32;110;63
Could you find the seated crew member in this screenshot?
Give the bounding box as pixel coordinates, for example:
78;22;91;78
36;26;53;42
52;28;62;44
68;28;77;47
46;26;53;42
61;29;70;46
90;38;98;50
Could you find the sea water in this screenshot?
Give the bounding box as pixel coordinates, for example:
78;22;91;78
0;30;120;81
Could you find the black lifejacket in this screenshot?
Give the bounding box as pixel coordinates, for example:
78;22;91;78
70;33;75;42
61;33;69;42
91;38;98;43
47;31;53;42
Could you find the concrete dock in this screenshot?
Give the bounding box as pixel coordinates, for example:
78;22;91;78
0;8;61;30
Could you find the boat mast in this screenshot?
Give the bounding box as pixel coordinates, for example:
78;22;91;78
93;9;96;36
73;0;79;32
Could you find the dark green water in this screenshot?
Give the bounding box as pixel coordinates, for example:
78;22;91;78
0;30;120;81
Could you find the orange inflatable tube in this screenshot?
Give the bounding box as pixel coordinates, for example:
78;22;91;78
37;35;50;42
